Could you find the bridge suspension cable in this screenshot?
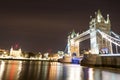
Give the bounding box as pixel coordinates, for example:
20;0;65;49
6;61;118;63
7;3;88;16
64;44;68;53
111;31;120;39
97;29;120;47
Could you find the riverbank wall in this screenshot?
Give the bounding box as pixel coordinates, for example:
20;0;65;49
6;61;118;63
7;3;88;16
80;54;120;68
0;57;58;62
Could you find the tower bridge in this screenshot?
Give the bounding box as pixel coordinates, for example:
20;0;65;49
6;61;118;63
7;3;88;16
67;10;120;57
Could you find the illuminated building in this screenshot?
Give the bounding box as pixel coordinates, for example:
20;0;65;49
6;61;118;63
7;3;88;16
10;44;22;57
0;49;9;57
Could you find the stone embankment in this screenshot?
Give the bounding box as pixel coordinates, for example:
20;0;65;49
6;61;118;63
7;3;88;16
81;54;120;68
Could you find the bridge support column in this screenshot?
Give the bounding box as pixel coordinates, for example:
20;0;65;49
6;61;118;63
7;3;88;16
90;29;99;54
74;41;80;56
69;40;79;57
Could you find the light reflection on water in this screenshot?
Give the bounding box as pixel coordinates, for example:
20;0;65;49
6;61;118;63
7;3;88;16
0;61;5;80
0;60;120;80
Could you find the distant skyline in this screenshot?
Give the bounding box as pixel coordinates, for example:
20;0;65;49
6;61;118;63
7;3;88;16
0;1;120;52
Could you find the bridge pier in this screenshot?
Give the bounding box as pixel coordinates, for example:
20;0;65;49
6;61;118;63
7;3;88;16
81;54;120;68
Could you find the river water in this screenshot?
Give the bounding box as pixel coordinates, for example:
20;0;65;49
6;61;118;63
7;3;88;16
0;60;120;80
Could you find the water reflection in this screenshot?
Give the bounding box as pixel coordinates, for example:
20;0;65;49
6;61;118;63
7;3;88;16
0;60;120;80
0;61;5;80
0;61;21;80
62;64;82;80
88;68;94;80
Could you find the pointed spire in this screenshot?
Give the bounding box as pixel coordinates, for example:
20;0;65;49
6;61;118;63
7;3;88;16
107;14;110;23
71;29;76;38
72;29;75;33
97;10;102;15
96;10;104;22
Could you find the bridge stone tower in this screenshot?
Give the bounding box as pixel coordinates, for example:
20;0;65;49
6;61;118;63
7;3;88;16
67;30;79;56
89;10;111;54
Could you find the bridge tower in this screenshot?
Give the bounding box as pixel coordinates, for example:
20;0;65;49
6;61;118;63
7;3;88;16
89;10;111;54
68;30;80;56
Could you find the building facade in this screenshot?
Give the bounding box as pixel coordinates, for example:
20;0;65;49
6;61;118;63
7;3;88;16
10;45;22;57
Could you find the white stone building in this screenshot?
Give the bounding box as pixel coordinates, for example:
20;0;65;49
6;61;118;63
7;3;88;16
10;46;22;57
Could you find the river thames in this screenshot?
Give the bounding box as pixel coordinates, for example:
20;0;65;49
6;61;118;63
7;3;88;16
0;60;120;80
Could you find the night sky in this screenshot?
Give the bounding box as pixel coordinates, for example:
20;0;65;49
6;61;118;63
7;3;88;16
0;1;120;53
